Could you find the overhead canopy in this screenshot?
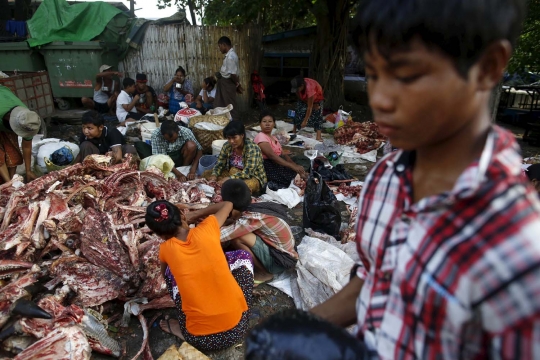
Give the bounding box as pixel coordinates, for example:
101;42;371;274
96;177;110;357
27;0;123;47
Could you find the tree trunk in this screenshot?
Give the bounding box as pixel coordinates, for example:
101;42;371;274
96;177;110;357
14;0;31;21
311;0;350;110
187;0;198;25
0;0;10;21
490;81;503;122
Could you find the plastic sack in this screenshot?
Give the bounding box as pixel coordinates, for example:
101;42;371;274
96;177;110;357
157;93;169;107
273;128;290;146
245;309;366;360
139;155;176;179
34;139;80;174
50;146;74;166
174;108;201;125
206;104;233;120
335;108;352;129
303;172;341;239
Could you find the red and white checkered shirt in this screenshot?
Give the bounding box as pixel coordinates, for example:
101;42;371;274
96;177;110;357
355;126;540;359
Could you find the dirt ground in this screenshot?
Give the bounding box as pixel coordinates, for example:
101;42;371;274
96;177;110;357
43;102;537;360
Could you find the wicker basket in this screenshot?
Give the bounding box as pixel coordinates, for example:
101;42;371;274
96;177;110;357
188;115;229;153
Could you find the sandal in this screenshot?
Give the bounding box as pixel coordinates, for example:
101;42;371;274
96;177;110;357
254;277;274;288
159;315;181;344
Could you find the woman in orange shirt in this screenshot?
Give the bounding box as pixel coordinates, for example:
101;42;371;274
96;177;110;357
145;200;254;351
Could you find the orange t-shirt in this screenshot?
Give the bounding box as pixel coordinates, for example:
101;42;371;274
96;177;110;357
159;216;247;336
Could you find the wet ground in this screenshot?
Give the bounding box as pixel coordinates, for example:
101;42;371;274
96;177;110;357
44;104;537;359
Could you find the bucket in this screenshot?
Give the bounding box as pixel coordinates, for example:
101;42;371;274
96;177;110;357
212;139;228;156
197;155;218;176
141;122;158;145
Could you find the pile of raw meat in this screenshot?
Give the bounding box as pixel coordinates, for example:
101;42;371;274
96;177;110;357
0;154;221;359
334;121;386;154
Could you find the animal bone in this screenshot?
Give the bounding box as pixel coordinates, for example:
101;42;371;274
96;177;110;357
13;325;91;360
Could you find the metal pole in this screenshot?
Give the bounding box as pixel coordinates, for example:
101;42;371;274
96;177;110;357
130;0;135;17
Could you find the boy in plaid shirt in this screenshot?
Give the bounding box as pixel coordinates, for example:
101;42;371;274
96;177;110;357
310;0;540;358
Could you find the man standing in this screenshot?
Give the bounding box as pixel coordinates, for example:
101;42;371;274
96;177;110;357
81;64;121;114
134;120;203;181
0;85;41;183
214;36;243;120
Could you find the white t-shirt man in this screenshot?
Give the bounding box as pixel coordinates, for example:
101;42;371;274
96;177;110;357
220;48;239;79
198;87;217;100
116;90;137;122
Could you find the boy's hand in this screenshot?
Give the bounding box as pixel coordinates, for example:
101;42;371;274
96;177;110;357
133;94;140;102
201;82;207;90
187;172;196;180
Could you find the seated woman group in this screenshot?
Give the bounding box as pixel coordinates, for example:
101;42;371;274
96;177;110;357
254;111;307;189
147;179;298;351
205;121;267;194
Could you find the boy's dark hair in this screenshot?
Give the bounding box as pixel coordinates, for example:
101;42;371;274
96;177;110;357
223;120;245;138
123;77;135;88
160;120;179;137
259;110;275;124
221;179;251;211
352;0;526;77
526;164;540;181
175;66;186;76
81;110;104;127
204;77;216;89
218;36;232;47
145;200;182;238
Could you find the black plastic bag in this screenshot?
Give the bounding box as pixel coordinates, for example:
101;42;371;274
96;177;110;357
312;159;353;183
245;309;367;360
303;171;341;239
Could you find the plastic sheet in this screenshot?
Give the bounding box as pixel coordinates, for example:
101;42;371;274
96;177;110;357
139;155;175;179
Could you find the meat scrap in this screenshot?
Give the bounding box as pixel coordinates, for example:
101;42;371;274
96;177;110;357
0;154;222;358
334;121;386;154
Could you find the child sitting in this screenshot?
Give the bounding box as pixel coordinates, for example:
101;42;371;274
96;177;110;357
146;200;253;351
76;110;137;164
190;77;217;114
525;163;540;194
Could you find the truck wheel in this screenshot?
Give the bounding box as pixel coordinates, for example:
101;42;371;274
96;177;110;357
57;98;70;110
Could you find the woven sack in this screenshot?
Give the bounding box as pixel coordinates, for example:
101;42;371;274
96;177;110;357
189;115;229;153
177;342;210;359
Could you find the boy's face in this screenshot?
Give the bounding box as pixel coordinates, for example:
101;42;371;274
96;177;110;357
126;84;136;94
364;38;488;151
136;82;146;92
82;123;103;139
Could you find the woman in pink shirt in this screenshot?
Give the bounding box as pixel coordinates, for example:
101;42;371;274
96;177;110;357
254;112;307;189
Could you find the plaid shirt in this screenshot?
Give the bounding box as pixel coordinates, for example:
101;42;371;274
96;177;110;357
151;126;202;155
212;138;267;186
354;126;540;359
220;211;298;259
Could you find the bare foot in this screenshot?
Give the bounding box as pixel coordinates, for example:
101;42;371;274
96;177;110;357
159;319;185;340
254;272;274;287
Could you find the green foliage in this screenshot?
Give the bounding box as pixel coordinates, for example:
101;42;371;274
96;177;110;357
202;0;316;34
509;0;540;73
157;0;206;24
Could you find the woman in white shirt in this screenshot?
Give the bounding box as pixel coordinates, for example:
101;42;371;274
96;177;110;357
190;77;217;114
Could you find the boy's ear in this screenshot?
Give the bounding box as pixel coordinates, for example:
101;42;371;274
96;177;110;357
475;40;512;91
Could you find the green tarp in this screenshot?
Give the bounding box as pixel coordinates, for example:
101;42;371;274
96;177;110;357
27;0;123;47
